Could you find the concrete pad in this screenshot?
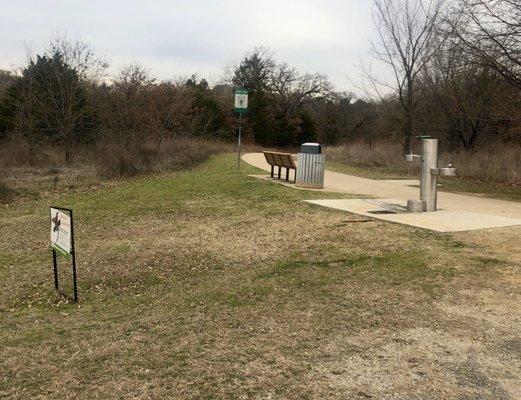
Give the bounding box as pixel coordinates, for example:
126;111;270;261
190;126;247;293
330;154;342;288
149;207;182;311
305;199;521;232
242;153;521;220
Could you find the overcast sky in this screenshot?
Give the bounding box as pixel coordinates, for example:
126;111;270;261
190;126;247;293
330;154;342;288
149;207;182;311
0;0;380;93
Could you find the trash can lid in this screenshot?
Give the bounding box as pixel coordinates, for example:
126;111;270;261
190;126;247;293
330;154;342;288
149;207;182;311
301;142;322;154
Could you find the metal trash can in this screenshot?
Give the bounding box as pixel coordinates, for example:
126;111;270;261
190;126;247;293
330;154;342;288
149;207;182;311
296;143;325;189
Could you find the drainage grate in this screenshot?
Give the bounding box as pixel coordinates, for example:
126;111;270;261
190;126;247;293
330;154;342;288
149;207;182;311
369;210;397;215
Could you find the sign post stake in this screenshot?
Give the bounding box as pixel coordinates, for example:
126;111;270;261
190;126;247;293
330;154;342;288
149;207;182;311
237;112;242;173
70;208;78;303
234;88;248;173
52;249;59;289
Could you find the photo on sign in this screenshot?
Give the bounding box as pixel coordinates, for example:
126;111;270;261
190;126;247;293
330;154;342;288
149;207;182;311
50;207;72;255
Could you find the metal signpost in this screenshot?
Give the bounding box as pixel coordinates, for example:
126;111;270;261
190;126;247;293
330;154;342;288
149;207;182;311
50;206;78;302
234;88;248;172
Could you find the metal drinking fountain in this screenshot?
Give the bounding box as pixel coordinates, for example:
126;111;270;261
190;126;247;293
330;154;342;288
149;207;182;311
406;136;456;212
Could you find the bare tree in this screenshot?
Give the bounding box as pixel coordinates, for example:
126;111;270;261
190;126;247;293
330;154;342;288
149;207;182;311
422;42;504;150
370;0;447;153
49;36;108;82
269;63;333;119
150;81;193;149
452;0;521;87
108;64;155;146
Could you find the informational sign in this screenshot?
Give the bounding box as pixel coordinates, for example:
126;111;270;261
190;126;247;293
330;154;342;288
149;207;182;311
50;207;72;255
49;206;78;302
234;88;248;113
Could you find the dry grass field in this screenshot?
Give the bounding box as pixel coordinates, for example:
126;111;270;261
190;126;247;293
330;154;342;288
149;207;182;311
326;142;521;202
1;154;520;399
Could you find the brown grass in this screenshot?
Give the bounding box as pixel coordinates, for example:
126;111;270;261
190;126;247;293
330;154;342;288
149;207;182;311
326;140;411;174
1;155;520;399
440;145;521;184
0;135;237;202
94;136;236;178
327;140;521;184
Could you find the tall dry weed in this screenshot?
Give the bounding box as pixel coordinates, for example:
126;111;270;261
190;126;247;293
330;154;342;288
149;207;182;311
327;140;520;184
0;135;236;202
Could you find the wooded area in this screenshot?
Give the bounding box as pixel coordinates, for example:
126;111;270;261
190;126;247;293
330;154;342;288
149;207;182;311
0;0;519;182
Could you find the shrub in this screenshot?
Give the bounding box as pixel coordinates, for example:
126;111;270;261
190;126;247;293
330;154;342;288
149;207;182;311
95;136;235;178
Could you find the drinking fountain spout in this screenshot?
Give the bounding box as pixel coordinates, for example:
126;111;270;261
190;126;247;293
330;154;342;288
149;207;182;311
431;164;457;177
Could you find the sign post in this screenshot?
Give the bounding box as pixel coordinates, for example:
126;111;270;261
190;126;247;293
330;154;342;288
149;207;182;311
50;206;78;302
234;88;248;173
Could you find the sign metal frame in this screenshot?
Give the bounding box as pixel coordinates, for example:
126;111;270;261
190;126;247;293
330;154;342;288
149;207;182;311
234;88;248;114
50;206;78;302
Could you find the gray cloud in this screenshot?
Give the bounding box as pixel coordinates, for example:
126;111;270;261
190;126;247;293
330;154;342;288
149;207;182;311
0;0;377;92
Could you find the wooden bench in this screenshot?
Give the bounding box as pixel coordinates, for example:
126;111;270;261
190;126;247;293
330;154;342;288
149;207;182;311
263;151;297;183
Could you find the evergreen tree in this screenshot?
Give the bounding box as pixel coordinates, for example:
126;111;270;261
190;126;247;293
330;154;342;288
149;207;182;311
0;48;99;161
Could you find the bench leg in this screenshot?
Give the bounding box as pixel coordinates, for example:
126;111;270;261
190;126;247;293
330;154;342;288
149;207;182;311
271;165;274;178
277;166;281;179
286;168;289;181
293;169;297;183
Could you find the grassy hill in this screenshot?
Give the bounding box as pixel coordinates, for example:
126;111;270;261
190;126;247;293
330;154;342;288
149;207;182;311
1;154;520;399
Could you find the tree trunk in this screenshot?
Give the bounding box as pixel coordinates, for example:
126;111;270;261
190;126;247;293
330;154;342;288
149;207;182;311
64;143;72;164
403;111;413;154
402;79;414;154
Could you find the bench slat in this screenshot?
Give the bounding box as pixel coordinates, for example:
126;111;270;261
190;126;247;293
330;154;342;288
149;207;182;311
263;151;296;169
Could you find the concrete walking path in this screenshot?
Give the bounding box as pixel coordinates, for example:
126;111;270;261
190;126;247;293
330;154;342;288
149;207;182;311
242;152;521;231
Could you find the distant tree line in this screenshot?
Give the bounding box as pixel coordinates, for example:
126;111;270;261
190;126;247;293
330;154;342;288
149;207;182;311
368;0;520;153
0;38;236;164
0;0;519;165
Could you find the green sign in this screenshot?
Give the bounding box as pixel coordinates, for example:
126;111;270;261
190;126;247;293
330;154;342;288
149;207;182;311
234;88;248;113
